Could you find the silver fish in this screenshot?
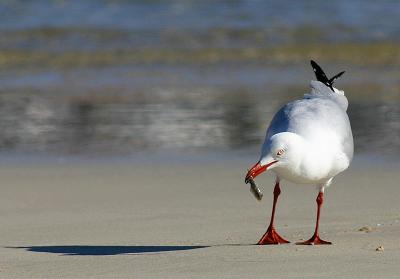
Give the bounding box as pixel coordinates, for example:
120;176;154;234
246;177;263;201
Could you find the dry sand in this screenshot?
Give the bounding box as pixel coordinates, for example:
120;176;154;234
0;160;399;278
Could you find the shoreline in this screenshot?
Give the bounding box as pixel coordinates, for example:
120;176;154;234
0;150;399;168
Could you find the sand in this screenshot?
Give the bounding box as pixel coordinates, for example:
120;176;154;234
0;160;399;278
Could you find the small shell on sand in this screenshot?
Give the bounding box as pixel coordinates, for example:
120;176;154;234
359;226;372;233
375;246;384;252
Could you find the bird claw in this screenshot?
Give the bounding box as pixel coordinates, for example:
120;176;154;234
258;226;290;245
296;234;332;245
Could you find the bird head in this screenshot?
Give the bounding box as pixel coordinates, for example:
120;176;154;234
245;132;304;183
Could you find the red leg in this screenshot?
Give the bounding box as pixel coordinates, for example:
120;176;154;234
258;181;290;245
297;191;332;245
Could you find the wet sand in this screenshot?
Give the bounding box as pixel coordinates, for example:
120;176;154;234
0;161;399;278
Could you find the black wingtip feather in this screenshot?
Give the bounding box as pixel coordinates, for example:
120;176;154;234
310;60;345;91
310;60;329;83
329;71;345;83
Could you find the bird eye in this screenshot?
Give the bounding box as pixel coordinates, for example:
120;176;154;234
276;149;284;156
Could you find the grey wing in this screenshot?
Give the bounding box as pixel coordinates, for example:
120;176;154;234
265;103;292;139
266;98;354;162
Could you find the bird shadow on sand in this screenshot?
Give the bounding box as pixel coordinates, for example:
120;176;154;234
9;245;210;256
8;244;253;256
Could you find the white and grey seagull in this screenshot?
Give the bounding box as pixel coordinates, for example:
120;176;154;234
245;60;353;245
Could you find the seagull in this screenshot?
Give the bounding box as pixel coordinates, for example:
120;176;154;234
245;60;353;245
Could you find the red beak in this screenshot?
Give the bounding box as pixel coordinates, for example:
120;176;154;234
245;160;278;183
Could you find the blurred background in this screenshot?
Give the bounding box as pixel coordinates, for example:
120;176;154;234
0;0;399;163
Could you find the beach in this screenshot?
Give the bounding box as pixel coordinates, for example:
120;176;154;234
1;159;399;278
0;1;399;278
